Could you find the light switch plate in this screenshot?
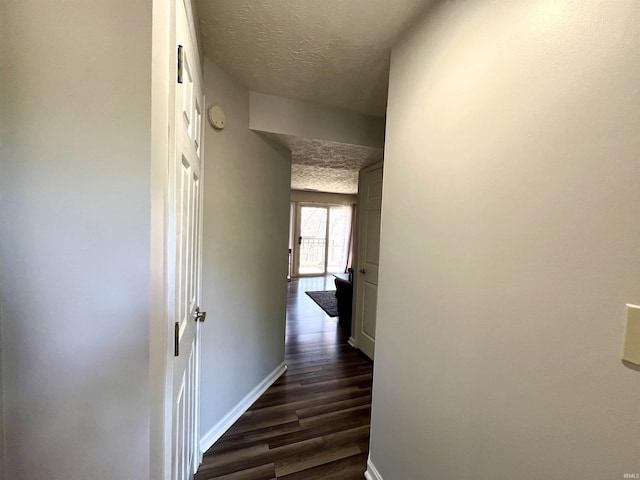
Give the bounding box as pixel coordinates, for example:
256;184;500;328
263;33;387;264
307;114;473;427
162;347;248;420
622;304;640;366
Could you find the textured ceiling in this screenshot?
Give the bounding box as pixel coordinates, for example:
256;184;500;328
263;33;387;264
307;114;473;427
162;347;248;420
197;0;432;117
291;164;360;195
261;134;383;194
197;0;427;193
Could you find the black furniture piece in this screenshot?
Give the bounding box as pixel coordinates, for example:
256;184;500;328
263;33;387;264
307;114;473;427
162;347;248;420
334;275;353;333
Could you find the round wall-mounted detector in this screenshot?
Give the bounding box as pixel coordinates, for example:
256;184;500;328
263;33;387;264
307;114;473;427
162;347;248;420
208;105;226;130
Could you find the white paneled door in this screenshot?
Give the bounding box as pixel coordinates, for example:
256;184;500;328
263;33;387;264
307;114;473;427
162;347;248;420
354;163;383;360
171;1;205;479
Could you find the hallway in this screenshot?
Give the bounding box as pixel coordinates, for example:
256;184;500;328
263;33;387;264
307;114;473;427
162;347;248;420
195;276;374;479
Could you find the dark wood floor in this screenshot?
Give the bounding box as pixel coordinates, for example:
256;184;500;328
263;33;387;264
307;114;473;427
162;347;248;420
195;276;373;480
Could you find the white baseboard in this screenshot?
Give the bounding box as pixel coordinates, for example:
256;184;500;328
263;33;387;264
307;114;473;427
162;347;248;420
348;336;357;348
199;361;287;455
365;458;383;480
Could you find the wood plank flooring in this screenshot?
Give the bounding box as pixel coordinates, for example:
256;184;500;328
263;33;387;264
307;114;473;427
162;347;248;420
196;276;373;480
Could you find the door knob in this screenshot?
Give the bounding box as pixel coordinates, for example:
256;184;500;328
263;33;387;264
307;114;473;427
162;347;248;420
194;307;207;323
359;268;366;274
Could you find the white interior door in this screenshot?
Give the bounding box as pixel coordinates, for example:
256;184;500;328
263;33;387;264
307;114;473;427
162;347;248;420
171;1;205;479
354;163;383;360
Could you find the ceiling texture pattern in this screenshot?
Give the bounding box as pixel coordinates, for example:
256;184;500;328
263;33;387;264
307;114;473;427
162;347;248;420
290;164;359;194
270;135;384;193
197;0;431;193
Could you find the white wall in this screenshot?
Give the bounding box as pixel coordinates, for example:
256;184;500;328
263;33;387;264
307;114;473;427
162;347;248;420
250;92;385;148
148;0;172;477
199;59;291;441
370;1;640;479
0;1;152;479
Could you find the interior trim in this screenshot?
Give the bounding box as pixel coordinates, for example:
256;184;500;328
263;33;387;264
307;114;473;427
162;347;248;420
365;457;384;480
198;362;288;456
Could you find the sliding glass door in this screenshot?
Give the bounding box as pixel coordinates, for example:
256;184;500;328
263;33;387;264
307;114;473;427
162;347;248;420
326;206;349;273
296;204;351;276
298;206;327;275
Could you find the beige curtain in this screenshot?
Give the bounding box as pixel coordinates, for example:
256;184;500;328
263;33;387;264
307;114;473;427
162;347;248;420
345;203;356;273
